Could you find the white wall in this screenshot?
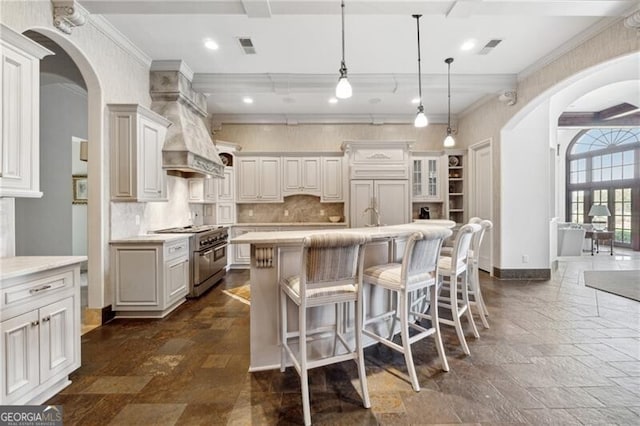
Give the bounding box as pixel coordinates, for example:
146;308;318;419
15;83;87;256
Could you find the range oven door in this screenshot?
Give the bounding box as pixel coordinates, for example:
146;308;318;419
195;248;213;286
212;243;228;275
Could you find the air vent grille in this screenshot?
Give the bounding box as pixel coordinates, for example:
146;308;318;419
478;39;502;55
238;37;256;54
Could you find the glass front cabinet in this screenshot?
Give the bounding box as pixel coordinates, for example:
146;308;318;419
412;155;442;201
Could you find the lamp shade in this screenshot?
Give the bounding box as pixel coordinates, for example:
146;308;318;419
588;204;611;217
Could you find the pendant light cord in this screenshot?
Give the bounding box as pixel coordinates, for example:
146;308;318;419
414;15;423;106
341;0;346;69
447;59;451;132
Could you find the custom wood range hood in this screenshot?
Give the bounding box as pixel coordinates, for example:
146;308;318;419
150;60;224;178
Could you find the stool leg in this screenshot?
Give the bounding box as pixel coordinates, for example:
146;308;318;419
471;264;490;328
462;271;480;339
299;305;311;426
430;284;449;372
400;291;420;392
450;273;471;355
355;297;371;408
280;288;287;372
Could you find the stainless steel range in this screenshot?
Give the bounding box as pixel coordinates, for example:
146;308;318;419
155;225;228;297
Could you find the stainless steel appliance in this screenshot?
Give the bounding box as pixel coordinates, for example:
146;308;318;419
155;225;228;297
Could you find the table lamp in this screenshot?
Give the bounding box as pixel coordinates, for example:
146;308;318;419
588;204;610;231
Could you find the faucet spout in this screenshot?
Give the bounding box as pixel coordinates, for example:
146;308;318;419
363;206;382;226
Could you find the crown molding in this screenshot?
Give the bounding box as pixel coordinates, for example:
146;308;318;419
212;113;450;125
150;60;194;81
87;12;152;68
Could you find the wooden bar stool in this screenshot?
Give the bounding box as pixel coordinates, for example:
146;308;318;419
279;233;371;426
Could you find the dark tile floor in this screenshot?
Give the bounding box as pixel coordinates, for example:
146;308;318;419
49;254;640;425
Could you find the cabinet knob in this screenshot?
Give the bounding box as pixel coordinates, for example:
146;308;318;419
42;316;51;322
31;320;40;327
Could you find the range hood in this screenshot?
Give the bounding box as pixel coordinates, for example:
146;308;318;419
150;60;224;178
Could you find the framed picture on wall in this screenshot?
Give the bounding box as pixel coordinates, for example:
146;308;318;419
72;175;88;204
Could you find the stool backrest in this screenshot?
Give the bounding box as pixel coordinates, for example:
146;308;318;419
402;228;452;283
301;233;370;289
469;218;493;262
451;223;482;270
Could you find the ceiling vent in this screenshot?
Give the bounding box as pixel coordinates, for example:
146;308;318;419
237;37;256;54
478;39;502;55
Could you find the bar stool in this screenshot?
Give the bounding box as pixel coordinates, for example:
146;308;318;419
279;233;371;426
432;223;481;355
361;228;452;392
467;218;493;329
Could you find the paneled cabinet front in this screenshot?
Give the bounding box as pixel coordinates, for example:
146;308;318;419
282;157;321;196
236;157;282;203
412;155;442;201
109;104;171;202
110;237;189;318
0;25;53;198
0;261;82;405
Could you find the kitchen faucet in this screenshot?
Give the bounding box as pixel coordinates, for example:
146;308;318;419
363;206;382;226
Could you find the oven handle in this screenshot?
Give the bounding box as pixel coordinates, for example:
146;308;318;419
213;243;228;251
199;249;213;256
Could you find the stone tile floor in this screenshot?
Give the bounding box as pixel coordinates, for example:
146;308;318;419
49;251;640;425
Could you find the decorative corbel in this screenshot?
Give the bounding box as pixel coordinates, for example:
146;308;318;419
52;0;87;35
498;90;517;106
624;10;640;33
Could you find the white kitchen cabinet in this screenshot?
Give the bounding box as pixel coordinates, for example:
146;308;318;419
412;154;442;201
0;257;84;405
231;227;256;267
216;202;236;224
188;178;217;203
350;180;409;228
0;25;53;198
236;157;282;202
110;236;189;318
217;167;234;201
109;104;171;202
282;157;321;196
321;157;344;202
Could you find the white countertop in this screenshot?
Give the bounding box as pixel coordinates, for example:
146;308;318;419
0;256;87;280
234;222;347;227
109;234;192;243
231;223;453;245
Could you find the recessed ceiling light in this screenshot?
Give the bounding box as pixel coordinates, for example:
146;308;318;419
460;39;476;51
204;39;219;50
242;97;253;104
411;97;420;105
328;98;338;104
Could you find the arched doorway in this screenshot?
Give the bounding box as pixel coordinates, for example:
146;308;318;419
499;52;639;270
18;27;107;326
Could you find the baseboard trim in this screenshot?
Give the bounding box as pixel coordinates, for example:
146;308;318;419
102;305;115;324
493;267;551;280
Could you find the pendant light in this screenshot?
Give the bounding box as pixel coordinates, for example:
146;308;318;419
413;14;428;128
443;57;455;147
336;0;352;99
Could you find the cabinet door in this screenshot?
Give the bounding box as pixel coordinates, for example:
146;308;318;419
1;310;39;404
204;178;217;202
282;157;302;194
138;116;166;201
425;157;440;200
188;179;204;203
258;158;281;201
166;257;189;304
301;158;320;192
39;297;76;383
237;158;260;201
412;159;425;200
216;202;236;224
375;180;409;226
217;167;234;201
322;157;343;202
113;247;160;308
0;45;37;197
233;228;254;265
350;180;374;228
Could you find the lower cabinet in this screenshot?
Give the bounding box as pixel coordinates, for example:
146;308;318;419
110;236;190;318
0;259;83;405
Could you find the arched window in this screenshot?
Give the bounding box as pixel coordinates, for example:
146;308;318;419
566;128;640;248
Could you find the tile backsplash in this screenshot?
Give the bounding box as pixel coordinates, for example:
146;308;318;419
237;195;344;223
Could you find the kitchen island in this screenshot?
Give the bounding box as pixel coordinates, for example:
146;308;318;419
230;222;453;371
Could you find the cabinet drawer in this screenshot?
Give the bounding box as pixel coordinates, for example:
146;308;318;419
165;238;190;261
1;270;74;313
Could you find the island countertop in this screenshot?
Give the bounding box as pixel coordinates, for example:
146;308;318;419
230;222;454;245
0;256;87;281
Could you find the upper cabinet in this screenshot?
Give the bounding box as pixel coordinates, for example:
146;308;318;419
109;104;171;202
412;154;443;202
282;157;321;196
236;157;282;203
321;156;344;202
0;25;53;198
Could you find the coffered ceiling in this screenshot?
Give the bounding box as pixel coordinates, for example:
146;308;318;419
81;0;638;124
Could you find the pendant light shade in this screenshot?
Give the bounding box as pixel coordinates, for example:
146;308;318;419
413;14;428;128
336;0;352;99
443;57;455;147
